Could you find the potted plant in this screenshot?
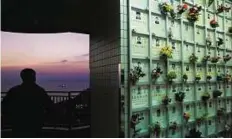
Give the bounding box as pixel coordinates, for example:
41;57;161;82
223;54;232;63
213;90;222;98
195;74;201;82
202;55;211;63
169;122;178;133
162;95;171;106
131;114;144;136
202;92;210;102
129;62;146;85
177;4;188;14
152;67;163;80
159;2;174;16
175;91;185;102
217;108;225;117
211;56;221;63
183;73;188;82
217;37;224;47
189;53;198;64
210;19;219;28
160;45;173;60
150;122;161;137
217;74;223;81
187;5;202;22
206;74;212;81
167;71;177;83
183;112;190;122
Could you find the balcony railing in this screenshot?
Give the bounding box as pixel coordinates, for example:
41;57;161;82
1;91;81;103
1;90;91;137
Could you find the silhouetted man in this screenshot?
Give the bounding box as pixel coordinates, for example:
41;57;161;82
1;68;54;137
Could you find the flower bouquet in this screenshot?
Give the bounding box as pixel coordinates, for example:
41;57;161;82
160;45;173;60
217;108;225;117
210;19;219;28
175;91;185;102
213;90;222;98
211;56;221;63
195;74;201;82
217;4;231;14
202;92;210;102
183;74;188;82
150;122;161;137
159;2;174;16
177;4;188;14
206;74;212;81
129;62;146;85
187;5;202;22
152;67;163;80
167;71;177;83
183;112;190;122
186;128;202;138
162;95;171;106
202;55;211;63
189;53;198;64
223;54;232;63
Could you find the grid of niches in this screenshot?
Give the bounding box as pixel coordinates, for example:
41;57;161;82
126;0;232;138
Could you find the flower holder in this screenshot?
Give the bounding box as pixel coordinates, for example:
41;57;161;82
206;75;212;81
211;56;221;63
187;5;202;22
167;71;177;83
152;67;163;80
177;4;188;14
217;4;231;14
217;75;223;81
162;95;171;106
217;108;225;117
150;122;161;137
159;2;174;16
160;45;173;60
202;55;211;63
229;27;232;34
189;53;198;64
217;37;224;47
129;62;146;85
201;92;210;102
183;74;188;82
210;19;219;28
175;91;185;102
213;90;222;98
169;122;178;133
223;55;232;63
183;112;190;122
224;74;231;83
195;74;201;82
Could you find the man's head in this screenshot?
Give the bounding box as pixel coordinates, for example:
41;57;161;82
20;68;36;83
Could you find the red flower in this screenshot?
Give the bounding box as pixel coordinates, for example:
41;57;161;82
183;4;188;9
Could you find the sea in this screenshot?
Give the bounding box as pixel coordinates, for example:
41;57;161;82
1;80;89;92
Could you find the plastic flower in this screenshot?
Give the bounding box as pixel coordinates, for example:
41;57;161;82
210;19;219;28
183;112;190;121
160;45;173;59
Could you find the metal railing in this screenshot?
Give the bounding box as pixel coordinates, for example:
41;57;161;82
1;91;81;103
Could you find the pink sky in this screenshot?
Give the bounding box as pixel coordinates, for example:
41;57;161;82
1;31;89;74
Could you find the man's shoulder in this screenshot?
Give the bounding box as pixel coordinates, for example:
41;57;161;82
8;85;21;92
35;84;46;92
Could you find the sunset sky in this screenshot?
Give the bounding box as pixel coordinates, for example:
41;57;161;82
1;31;89;91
